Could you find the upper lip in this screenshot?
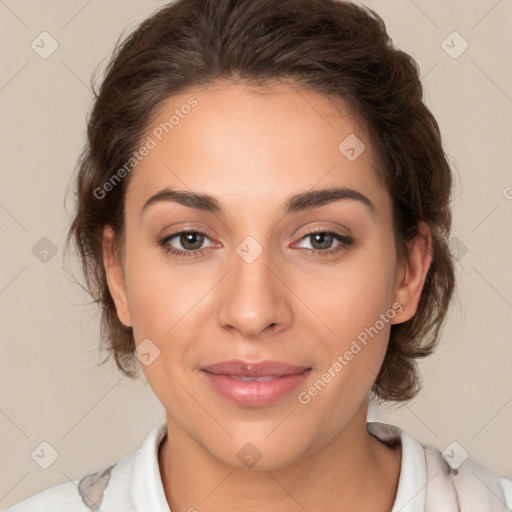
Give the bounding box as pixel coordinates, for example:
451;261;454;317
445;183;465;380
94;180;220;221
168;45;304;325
201;359;311;377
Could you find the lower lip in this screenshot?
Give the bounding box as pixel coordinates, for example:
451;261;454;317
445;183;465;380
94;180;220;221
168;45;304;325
200;369;311;407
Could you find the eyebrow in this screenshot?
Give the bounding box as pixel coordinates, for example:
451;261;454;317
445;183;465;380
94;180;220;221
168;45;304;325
140;186;376;218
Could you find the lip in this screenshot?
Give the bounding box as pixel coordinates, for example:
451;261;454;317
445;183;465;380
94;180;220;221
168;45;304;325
202;359;310;377
200;359;312;407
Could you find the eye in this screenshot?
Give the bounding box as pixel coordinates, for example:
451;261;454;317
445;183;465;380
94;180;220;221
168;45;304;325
158;228;354;259
159;229;214;258
294;229;353;257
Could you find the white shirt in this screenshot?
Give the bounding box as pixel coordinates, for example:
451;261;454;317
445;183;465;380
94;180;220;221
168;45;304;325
4;421;512;511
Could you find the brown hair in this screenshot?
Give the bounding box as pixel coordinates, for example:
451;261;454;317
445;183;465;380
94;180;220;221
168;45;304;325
65;0;455;402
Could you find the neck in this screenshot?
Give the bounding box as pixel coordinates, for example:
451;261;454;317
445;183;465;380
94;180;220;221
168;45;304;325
158;404;401;512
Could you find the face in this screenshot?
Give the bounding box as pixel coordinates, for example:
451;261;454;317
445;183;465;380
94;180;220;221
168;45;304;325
104;81;431;470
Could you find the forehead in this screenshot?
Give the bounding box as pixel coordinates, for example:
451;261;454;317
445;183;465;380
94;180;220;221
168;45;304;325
125;81;390;219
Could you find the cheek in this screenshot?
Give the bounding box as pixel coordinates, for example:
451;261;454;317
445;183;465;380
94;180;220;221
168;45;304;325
125;263;172;340
307;242;397;384
123;247;202;405
309;242;397;333
124;244;198;339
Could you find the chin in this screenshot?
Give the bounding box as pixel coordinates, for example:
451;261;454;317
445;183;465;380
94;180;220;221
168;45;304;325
203;430;313;472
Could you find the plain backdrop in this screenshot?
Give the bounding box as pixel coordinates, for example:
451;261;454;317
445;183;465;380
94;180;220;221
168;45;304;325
1;0;511;507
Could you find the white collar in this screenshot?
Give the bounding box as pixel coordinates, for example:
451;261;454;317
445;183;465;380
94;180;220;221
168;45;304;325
131;422;170;512
367;421;427;511
131;421;427;511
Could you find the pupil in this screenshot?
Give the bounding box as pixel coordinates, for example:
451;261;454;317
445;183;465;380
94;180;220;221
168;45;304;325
313;233;332;249
182;232;203;250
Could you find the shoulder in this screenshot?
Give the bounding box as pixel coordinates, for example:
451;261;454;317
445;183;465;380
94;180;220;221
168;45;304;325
423;442;512;511
3;454;136;512
367;421;512;511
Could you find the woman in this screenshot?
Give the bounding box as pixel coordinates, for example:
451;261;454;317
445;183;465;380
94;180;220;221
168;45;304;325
6;0;511;510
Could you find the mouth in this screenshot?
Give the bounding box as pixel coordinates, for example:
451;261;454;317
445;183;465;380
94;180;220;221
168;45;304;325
200;359;312;407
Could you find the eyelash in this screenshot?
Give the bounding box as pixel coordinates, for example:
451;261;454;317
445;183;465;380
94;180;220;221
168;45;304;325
158;228;354;259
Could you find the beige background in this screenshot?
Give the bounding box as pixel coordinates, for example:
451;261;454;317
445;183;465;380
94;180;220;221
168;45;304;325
1;0;511;507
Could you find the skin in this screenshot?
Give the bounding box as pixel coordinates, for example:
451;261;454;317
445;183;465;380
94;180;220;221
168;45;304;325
103;81;432;512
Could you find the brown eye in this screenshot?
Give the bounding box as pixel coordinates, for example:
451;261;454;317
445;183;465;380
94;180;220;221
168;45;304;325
159;229;213;257
309;232;335;250
295;230;354;258
177;231;205;250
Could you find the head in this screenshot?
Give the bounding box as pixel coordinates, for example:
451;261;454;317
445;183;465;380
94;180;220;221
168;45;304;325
66;0;455;469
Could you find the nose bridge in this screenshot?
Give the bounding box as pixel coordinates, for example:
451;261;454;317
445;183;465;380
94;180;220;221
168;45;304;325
216;235;292;336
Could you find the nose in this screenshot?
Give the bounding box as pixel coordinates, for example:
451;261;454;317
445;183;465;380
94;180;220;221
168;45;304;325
217;243;293;338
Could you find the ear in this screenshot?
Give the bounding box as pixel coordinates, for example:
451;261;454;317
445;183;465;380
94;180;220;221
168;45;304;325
103;225;132;327
391;221;432;324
